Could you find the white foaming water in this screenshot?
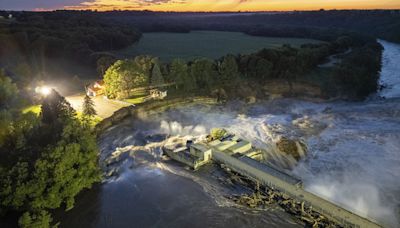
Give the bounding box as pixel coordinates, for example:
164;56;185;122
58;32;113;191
153;98;400;226
160;120;207;136
379;39;400;99
143;40;400;227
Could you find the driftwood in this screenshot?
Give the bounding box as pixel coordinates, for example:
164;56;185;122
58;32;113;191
222;165;341;228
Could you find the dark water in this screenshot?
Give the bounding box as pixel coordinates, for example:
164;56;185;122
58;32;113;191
56;150;299;228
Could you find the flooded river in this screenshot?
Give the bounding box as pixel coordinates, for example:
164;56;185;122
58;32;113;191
58;40;400;227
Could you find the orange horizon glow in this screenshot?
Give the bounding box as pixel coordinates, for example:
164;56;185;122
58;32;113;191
63;0;400;12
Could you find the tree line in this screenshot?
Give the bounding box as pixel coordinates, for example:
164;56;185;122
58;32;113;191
90;10;400;43
104;35;382;100
0;11;142;87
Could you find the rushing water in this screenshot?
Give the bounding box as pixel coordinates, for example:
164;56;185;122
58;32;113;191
58;40;400;228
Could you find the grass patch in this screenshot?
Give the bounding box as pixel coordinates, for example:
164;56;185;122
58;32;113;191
22;105;41;116
129;88;147;97
125;97;146;105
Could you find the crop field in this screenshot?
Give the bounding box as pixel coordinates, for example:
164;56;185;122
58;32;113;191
115;31;323;62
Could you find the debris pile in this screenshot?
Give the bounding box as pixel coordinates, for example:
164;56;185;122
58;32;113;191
221;165;340;228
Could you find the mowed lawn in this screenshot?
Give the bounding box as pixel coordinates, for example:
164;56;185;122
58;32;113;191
116;31;323;62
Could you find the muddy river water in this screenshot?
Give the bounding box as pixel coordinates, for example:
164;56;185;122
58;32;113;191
58;40;400;228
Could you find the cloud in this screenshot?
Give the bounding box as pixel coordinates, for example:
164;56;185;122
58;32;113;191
65;0;188;10
0;0;86;11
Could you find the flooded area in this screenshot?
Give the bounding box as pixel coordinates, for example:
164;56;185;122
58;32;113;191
58;40;400;227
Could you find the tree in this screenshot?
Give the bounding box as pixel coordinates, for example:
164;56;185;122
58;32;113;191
82;95;96;117
0;70;19;109
169;59;195;92
103;57;152;99
190;59;218;91
0;117;101;228
96;55;116;77
218;55;240;83
150;63;165;87
18;210;52;228
255;58;273;80
40;89;75;125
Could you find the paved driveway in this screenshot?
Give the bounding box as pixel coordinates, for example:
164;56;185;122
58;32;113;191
66;95;131;119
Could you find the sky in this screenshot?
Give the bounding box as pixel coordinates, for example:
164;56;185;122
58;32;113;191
0;0;399;12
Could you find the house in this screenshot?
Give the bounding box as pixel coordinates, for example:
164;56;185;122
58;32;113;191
86;80;105;96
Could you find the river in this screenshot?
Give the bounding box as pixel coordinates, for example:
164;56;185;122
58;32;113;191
57;40;400;228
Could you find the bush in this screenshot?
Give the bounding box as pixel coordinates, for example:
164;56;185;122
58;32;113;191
210;128;227;141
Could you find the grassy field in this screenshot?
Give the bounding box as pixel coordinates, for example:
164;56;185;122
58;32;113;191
115;31;323;62
124;97;146;105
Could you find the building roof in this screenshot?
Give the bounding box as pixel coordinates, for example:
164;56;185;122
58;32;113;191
191;143;210;152
227;140;252;153
95;80;104;86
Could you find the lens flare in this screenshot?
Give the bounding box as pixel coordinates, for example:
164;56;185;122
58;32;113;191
35;86;52;96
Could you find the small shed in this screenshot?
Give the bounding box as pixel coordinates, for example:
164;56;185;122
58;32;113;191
86;80;105;96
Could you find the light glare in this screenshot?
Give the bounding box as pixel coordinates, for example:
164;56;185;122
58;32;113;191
35;86;52;96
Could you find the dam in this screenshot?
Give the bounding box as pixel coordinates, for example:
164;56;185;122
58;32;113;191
162;133;382;228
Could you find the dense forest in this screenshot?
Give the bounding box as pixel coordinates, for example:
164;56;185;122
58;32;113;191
0;11;141;85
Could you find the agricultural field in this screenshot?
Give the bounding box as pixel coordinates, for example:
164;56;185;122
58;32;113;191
115;31;323;62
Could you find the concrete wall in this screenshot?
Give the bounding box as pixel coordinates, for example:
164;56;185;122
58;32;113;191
212;150;381;228
95;97;217;134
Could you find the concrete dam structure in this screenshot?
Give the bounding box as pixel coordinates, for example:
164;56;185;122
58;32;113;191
162;134;382;228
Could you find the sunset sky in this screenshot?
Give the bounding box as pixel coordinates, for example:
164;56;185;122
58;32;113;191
1;0;399;12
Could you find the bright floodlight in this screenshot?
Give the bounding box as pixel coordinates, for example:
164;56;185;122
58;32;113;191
35;86;52;96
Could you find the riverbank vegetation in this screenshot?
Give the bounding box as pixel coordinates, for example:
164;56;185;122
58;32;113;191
0;71;101;227
104;35;382;101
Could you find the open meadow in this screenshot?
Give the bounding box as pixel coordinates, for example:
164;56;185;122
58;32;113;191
115;31;323;61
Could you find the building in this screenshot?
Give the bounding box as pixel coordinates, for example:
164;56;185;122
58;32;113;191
143;89;167;101
86;80;105;96
163;140;212;170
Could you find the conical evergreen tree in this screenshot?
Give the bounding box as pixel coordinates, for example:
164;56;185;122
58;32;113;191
41;89;75;125
150;63;165;87
82;95;96;117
